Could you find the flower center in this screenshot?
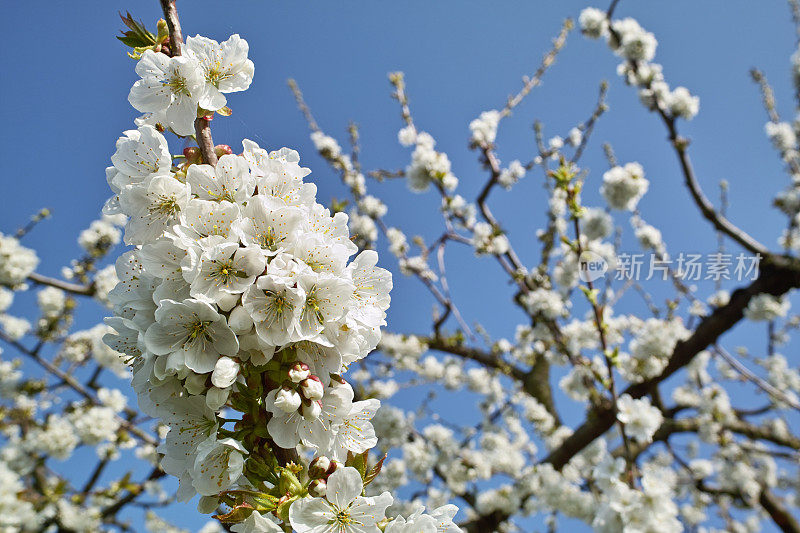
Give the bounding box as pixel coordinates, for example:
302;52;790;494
151;195;180;216
334;509;352;526
258;227;283;251
211;259;243;286
261;290;296;327
167;73;191;96
185;320;213;346
303;287;324;325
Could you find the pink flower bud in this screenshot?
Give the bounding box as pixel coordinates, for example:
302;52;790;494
183;147;201;164
308;479;327;497
214;144;233;157
328;459;343;475
288;362;310;383
308;456;332;479
300;376;324;401
301;400;322;420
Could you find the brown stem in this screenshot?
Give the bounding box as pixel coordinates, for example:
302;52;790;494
195;116;218;166
760;490;800;533
158;0;218;166
158;0;183;56
613;416;800;460
28;271;94;296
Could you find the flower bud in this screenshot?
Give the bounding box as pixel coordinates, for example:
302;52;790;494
215;144;233;157
211;356;240;389
228;305;253;334
301;400;322;420
308;479;327;497
183;147;201;164
299;376;324;401
288;362;310;383
308;456;331;479
328;459;344;476
273;387;301;414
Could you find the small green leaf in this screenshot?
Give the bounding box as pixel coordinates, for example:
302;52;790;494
117;12;157;49
363;454;387;488
214;504;254;524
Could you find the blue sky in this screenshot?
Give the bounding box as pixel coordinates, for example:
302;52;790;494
1;1;798;531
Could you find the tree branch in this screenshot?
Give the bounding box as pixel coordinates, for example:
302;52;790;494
542;256;800;469
27;271;94;296
158;0;183;56
613;416;800;460
760;490;800;533
195;116;218;166
158;0;218;166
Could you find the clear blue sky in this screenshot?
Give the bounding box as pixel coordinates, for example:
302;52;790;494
1;1;798;531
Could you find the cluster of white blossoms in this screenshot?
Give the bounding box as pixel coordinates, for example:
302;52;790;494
744;293;790;322
469;110;501;146
615;394;662;443
399;127;459;193
497;160;526;190
472;222;510;256
580;7;699;121
621;317;689;381
4;4;799;532
0;234;39;287
600;162;649;211
129;35;254;135
101;26;463;532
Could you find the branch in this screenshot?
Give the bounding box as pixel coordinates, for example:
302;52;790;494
760;490;800;533
499;19;573;119
27;271;94;296
425;336;526;381
667;124;769;256
714;345;800;411
613;416;800;460
0;331;157;446
603;8;769;256
195;116;218;166
424;335;562;424
157;0;218;166
158;0;183;56
542;256;800;469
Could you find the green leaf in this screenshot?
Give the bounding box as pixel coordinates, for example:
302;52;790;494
214;504;254;524
363;453;387;488
117;12;157;51
219;490;279;512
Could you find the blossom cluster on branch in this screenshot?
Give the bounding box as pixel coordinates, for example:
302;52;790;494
1;1;800;532
97;5;463;532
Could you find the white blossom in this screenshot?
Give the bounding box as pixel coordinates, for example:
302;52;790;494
289;467;392;533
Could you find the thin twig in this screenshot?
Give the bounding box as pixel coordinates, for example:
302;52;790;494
499;19;574;119
158;0;183;55
714;345;800;411
27;272;94;296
